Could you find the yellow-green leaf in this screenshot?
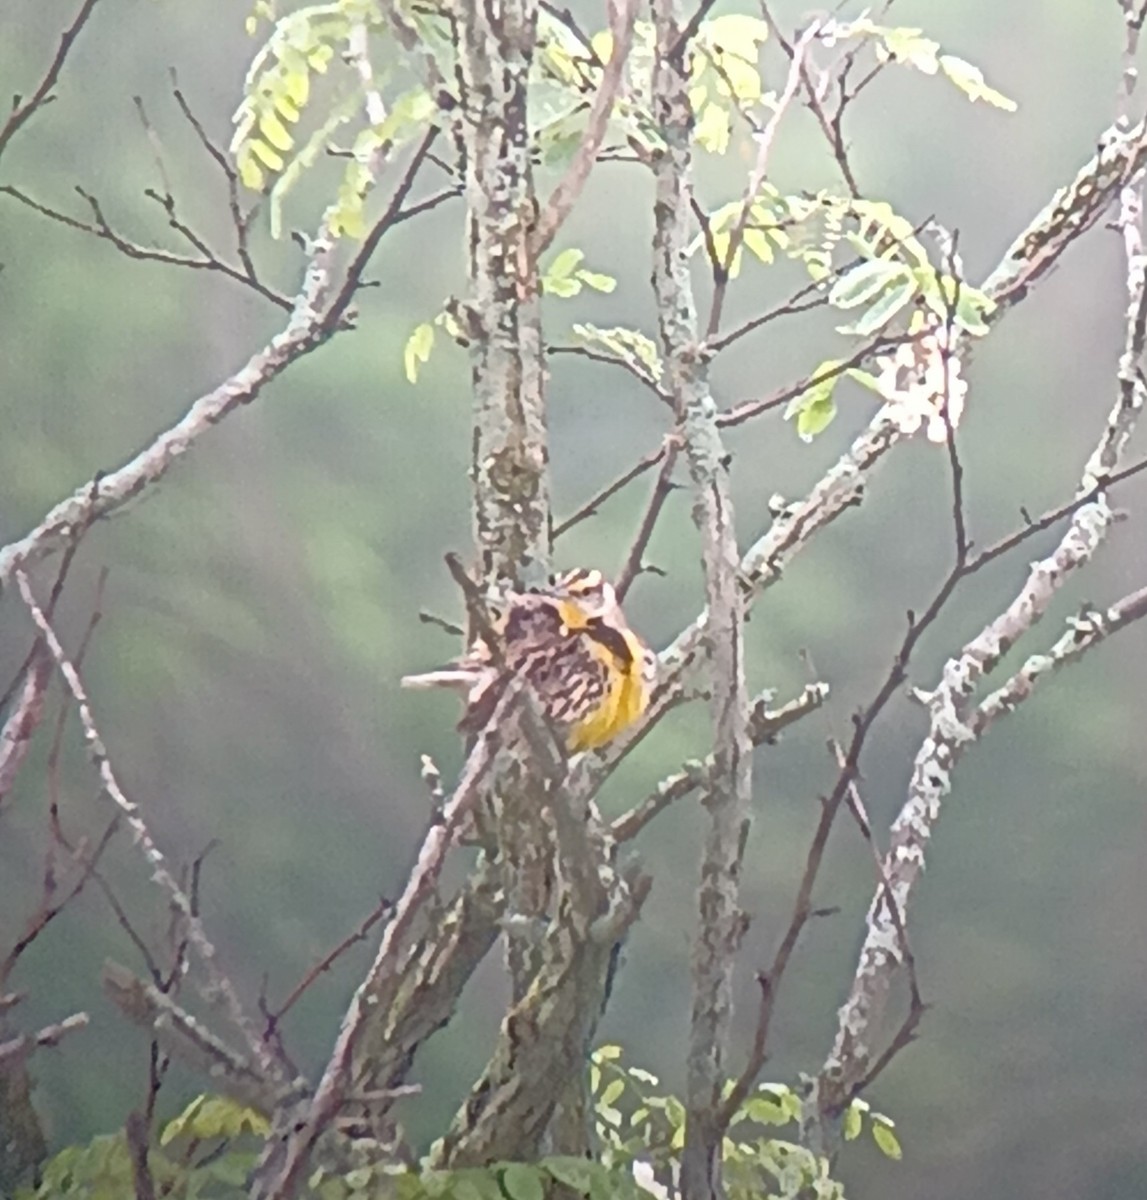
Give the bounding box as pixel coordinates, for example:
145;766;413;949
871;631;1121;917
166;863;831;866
871;1120;903;1160
249;138;285;172
284;68;310;108
236;147;266;191
939;55;1017;110
706;13;769;52
828;258;905;309
743;227;774;264
258;109;294;152
543;276;581;297
548;247;584;278
404;322;435;383
576;269;616;293
274;92;302;124
695;102;730;154
502;1163;545;1200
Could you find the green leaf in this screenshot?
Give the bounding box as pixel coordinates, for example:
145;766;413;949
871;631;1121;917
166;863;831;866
846;367;882;393
955;287;994;334
842;1102;863;1141
784;363;842;442
548;247;585;279
452;1169;507;1200
842;275;917;335
743;1097;789;1126
743;227;774;264
600;1079;625;1108
502;1163;546;1200
939;54;1017;110
377;88;437;146
208;1152;258;1186
705;13;770;51
404;322;436;383
694;102;731;154
871;1120;903;1160
543;1157;603;1195
422;1170;454;1198
828;259;908;310
543;276;581;297
161;1095;203;1146
576;269;616;293
258;109;295;152
594;1044;622;1061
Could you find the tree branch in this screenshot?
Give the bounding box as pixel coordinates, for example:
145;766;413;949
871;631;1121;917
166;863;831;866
251;684;519;1199
651;5;753;1198
0;0;101;163
531;0;639;256
15;570;281;1082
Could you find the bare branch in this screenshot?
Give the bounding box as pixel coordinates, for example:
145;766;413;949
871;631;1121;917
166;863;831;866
532;0;640;257
0;1012;89;1074
102;962;294;1114
0;0;101;163
705;20;820;338
0;659;51;812
252;684;518;1198
15;570;281;1081
650;5;753;1197
611;683;829;843
615;438;680;601
170;71;261;283
0;105;415;589
552;439;671;539
266;897;390;1027
124;1110;157;1200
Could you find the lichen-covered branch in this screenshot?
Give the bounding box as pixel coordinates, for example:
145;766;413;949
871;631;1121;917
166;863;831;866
430;861;651;1167
0;1012;89;1074
16;569;281;1082
0;74;428;592
531;0;640;258
650;5;753;1198
816;110;1147;1115
102;963;291;1114
610;683;829;843
252;684;519;1198
576;107;1147;800
458;0;549;586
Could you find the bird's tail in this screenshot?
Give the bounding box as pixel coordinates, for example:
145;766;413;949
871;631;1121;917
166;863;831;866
401;669;480;690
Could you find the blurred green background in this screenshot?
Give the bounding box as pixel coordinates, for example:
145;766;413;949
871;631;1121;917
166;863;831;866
2;2;1145;1197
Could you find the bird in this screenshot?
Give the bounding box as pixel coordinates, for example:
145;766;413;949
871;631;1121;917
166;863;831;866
402;568;655;752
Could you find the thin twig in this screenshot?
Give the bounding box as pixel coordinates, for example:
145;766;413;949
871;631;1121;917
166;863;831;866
15;570;282;1082
268;897;390;1026
170;71;261;283
0;0;101;162
532;0;640;257
252;684;521;1199
552;441;670;539
705;20;820;338
615;437;681;601
0;1012;89;1073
